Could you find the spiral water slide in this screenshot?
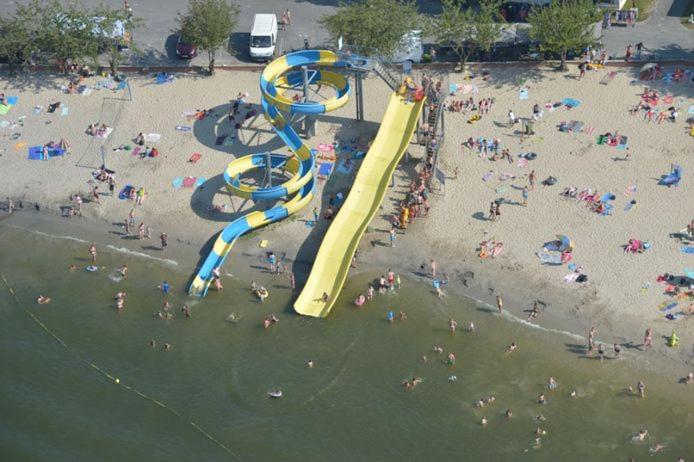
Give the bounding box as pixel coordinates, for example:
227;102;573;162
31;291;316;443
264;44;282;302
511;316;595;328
188;50;350;296
189;50;425;317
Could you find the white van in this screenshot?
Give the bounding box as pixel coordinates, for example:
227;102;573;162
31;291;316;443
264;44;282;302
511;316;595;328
391;30;423;64
249;14;278;61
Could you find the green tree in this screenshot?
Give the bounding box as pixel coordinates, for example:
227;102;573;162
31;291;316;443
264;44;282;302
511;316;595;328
177;0;240;74
528;0;601;70
40;0;101;73
0;0;44;69
92;4;144;76
434;0;503;68
319;0;422;57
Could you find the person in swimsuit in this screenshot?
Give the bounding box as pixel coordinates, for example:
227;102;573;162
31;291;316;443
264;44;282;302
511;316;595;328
505;342;517;355
36;295;51;304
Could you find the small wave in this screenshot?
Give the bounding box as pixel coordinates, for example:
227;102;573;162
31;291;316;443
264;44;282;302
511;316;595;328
105;245;178;266
465;294;585;341
19;227;90;244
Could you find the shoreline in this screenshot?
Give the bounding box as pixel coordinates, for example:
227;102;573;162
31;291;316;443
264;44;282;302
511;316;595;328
3;206;691;381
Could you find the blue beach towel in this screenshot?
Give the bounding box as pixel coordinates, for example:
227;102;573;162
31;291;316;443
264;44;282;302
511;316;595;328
155;72;174;84
561;98;581;108
172;177;184;190
519;88;529;100
27;146;64;160
118;185;134;200
682;246;694;254
336;159;354;175
318;162;333;177
195;177;206;187
61;106;69;116
6;96;17;105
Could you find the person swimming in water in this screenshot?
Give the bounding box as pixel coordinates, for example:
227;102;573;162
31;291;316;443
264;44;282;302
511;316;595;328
68;264;78;272
118;265;128;278
433;345;444;354
307;359;314;368
504;342;517;355
446;352;456;365
448;318;458;332
634;429;648;441
570;389;577;398
182;304;191;318
537;393;546;404
481;416;488;426
505;409;513;419
36;295;51;304
116;298;124;310
547;377;557;389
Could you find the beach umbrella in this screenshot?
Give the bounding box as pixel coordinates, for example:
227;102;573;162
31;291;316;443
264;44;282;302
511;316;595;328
556;234;573;251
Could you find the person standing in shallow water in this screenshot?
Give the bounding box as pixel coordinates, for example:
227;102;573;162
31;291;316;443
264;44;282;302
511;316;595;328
88;244;97;264
496;295;503;314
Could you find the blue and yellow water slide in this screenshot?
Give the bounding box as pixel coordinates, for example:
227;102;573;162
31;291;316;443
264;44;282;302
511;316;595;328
188;50;351;297
190;50;425;316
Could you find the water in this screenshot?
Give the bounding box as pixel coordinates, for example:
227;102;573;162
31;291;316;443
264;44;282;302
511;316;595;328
1;225;692;461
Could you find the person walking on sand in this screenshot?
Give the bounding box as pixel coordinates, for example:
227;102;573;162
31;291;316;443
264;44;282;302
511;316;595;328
588;326;596;354
160;232;168;251
430;260;437;278
138;222;145;240
496;295;503;314
521;186;529;206
643;328;653;348
489;201;496;221
528;170;536;190
494;202;501;221
389;227;396;247
123;218;131;235
88;243;97;264
508;109;516;126
128;208;135;228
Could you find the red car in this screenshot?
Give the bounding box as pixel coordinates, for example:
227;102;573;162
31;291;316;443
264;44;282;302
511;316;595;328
175;34;197;59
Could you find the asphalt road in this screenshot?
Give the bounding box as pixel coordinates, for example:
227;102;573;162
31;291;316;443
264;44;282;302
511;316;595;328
1;0;691;67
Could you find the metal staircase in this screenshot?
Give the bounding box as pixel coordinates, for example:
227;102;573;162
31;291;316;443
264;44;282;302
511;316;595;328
372;60;400;91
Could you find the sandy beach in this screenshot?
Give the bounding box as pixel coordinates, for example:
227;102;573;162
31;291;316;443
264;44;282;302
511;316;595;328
0;63;692;375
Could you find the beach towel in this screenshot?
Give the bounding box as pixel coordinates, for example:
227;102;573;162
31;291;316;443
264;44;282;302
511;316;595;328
317;162;333;178
537;251;563;265
482;171;494;182
118;185;134;200
682;246;694;254
519;88;529;100
188;152;202;163
196;177;206;187
33;105;43;115
60;106;69;116
658;301;678;312
663;95;674;104
175;125;192;132
517;158;529;168
172;177;184;190
132;147;142;157
564;272;580;283
616;136;628;150
573;121;584;132
80;87;92;96
183;176;196;188
561;98;581;108
685;268;694;279
155;72;174;84
688;105;694;115
0;120;9;128
449;83;458;95
116;81;127;91
336;159;354;175
144;133;160;143
13;142;27;150
467;114;481;124
27;146;64;160
0;96;18;115
215;135;228;146
95;127;113;139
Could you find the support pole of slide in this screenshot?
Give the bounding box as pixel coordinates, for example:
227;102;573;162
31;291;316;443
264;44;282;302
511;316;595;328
301;65;313;139
355;72;364;122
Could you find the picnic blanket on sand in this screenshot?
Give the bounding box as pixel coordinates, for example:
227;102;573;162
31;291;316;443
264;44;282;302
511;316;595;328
173;176;206;190
27;145;64;160
118;185;134;200
561;98;581;108
0;96;18;115
144;133;160;143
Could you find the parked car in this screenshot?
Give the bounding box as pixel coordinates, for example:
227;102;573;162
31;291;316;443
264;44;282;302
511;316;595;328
176;34;198;59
